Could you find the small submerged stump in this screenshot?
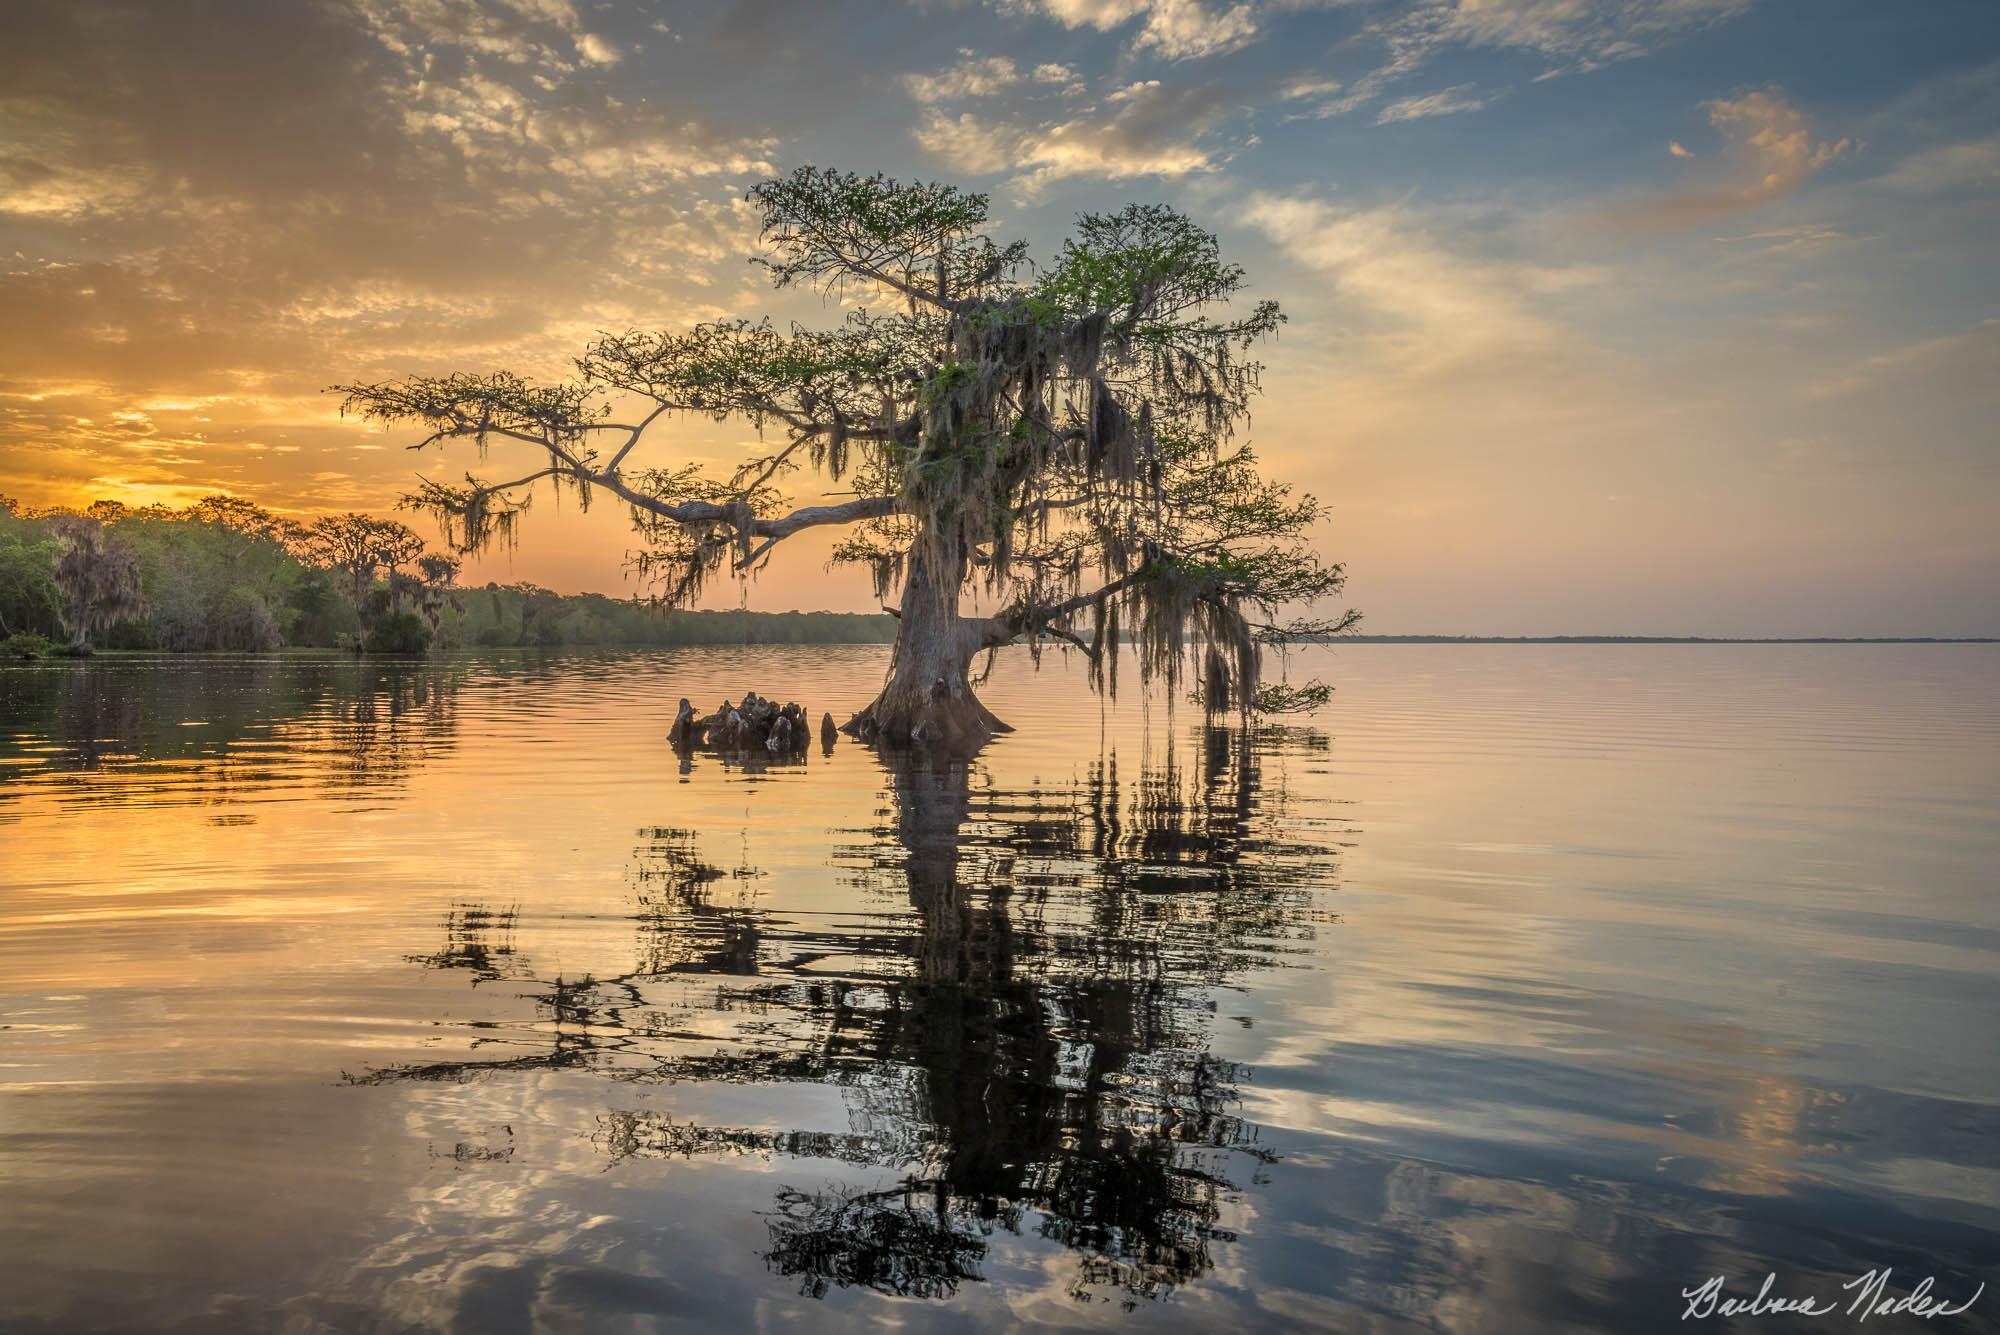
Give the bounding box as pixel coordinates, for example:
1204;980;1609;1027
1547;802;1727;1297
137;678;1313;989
671;691;819;757
669;698;700;746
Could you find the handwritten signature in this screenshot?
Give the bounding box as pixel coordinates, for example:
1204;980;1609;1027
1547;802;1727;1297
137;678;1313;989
1682;1270;1985;1322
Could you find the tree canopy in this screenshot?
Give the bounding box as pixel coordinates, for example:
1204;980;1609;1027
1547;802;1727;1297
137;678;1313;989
337;167;1355;745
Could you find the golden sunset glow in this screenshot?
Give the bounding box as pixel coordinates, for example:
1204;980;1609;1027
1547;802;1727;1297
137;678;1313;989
4;11;1999;1324
5;2;1992;633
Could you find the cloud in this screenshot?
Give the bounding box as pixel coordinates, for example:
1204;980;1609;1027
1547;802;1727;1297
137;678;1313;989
912;113;1026;176
911;77;1238;196
351;0;611;68
0;0;775;513
1242;192;1594;373
1325;0;1757;118
573;31;620;65
1002;0;1264;61
1375;84;1490;125
1279;75;1343;102
1713;222;1860;255
1124;0;1262;59
900;53;1085;108
1869;135;2000;196
0;152;151;221
1804;319;2000;400
1603;89;1852;231
1423;0;1754;66
1669;140;1692;158
903;53;1026;103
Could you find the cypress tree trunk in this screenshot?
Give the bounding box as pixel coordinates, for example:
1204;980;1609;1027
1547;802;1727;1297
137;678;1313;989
842;525;1011;751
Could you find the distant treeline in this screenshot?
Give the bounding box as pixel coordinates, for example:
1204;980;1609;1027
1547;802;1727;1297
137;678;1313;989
0;495;895;656
452;593;897;648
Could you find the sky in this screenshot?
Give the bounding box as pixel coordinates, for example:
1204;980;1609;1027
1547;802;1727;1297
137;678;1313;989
2;0;1995;635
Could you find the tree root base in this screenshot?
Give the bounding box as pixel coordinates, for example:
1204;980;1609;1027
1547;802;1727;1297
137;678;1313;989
842;691;1012;753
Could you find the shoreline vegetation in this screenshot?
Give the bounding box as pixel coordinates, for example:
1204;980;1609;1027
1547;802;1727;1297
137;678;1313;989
0;494;897;659
11;635;1991;662
2;497;1986;661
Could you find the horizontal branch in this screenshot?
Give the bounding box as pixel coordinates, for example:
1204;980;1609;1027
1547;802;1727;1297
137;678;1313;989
593;468;902;541
411;432;904;566
1006;568;1147;634
1041;623;1100;661
969;566;1151;652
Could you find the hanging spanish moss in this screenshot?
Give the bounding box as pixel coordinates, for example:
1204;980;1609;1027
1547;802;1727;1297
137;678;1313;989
49;517;146;653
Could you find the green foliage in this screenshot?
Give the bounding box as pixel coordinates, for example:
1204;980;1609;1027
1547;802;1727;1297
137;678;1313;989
213;587;284;652
1040;204;1283;351
1252;681;1333;715
0;504;63;639
287;566;353;645
2;631;58;659
748;167;1018;302
0;496;906;654
446;582;896;649
96;504;310;651
362;609;432;655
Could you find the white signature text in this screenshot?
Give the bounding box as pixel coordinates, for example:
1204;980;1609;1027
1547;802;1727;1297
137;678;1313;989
1681;1270;1984;1322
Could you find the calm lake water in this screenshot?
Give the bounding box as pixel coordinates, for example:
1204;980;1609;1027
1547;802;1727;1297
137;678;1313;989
1;645;1995;1333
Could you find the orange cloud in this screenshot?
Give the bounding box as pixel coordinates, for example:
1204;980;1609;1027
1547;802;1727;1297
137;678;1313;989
1603;89;1852;231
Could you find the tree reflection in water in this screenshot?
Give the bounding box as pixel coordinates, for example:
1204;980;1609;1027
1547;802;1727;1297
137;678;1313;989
351;724;1338;1309
0;656;465;798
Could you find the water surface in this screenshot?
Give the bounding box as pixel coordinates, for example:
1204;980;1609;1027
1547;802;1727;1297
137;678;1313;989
2;645;1995;1332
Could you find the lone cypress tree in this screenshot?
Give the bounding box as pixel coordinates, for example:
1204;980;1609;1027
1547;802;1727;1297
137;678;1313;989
336;168;1353;747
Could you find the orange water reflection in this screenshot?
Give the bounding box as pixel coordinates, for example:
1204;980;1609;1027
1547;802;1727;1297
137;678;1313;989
1;646;1996;1331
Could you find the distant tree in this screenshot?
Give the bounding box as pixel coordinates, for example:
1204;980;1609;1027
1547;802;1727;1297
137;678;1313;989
187;493;304;549
416;553;460;587
49;517;146;652
510;581;571;647
211;585;283;652
286;565;346;644
301;514;427;601
0;506;63;639
398;553;463;639
362;608;431;655
337;166;1354;748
